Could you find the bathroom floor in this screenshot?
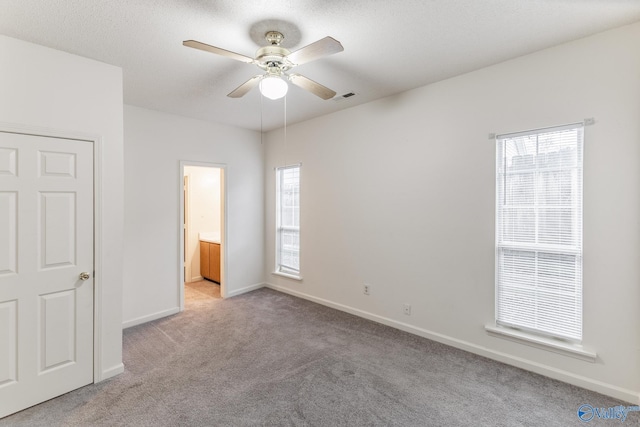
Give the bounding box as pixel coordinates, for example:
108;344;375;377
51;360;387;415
185;279;221;301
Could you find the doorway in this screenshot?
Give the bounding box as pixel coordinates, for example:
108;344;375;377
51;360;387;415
179;162;226;310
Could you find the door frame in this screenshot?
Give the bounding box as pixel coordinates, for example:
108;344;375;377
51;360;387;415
0;122;105;383
178;160;228;309
183;175;190;283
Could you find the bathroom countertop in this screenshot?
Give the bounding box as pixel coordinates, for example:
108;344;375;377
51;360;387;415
199;232;220;244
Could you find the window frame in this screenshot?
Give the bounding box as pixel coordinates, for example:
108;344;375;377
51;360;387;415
274;164;302;280
494;123;584;343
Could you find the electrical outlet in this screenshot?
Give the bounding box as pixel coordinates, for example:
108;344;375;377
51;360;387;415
363;284;370;295
403;304;411;315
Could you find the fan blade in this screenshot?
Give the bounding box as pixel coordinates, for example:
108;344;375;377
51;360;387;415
286;36;344;66
288;74;336;100
183;40;254;64
228;75;263;98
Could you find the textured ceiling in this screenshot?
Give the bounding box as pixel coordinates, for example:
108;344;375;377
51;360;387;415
1;1;640;131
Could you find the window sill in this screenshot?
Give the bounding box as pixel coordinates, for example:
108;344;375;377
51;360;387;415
272;271;303;281
485;324;597;363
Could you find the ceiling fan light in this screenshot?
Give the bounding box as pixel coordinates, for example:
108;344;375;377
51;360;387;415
259;76;288;100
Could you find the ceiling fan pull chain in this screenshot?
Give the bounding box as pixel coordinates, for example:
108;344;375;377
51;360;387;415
284;95;288;167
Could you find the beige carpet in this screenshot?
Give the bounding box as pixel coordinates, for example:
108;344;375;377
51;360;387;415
0;285;628;426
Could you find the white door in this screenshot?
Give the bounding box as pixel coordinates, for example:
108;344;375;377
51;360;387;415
0;132;94;418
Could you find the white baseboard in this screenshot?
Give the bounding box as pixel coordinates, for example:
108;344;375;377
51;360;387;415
226;282;265;298
265;283;639;405
122;307;180;329
100;363;124;382
187;275;203;283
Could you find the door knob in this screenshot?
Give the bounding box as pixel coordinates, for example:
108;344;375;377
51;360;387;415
79;272;91;281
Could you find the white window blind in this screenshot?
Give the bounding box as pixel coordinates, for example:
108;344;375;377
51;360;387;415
496;124;583;341
276;165;300;275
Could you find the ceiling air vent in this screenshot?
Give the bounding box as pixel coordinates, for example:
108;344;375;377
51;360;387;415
334;92;356;102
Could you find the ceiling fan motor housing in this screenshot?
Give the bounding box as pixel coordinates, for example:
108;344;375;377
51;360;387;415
255;45;291;69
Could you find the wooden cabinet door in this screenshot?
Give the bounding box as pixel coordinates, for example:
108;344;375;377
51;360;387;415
200;242;210;279
210;243;221;283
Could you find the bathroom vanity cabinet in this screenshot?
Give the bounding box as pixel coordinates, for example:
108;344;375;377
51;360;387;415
200;241;221;283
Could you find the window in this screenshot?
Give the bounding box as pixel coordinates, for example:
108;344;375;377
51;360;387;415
495;124;583;341
276;165;301;277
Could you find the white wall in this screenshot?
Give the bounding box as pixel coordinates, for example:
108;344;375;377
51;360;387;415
184;165;221;282
123;105;263;326
264;22;640;403
0;35;125;380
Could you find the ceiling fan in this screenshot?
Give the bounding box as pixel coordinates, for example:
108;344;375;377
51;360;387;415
183;31;343;100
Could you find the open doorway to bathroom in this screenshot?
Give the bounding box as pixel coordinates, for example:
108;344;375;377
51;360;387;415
179;162;226;310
